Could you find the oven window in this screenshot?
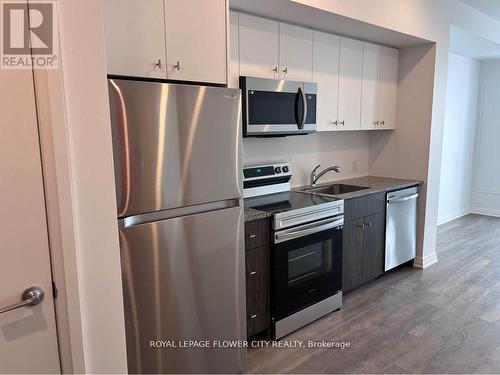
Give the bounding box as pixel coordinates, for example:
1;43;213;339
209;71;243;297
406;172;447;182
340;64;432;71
288;241;332;286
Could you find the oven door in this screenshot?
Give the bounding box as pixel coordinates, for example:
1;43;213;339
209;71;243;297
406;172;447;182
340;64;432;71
241;76;317;136
272;215;343;320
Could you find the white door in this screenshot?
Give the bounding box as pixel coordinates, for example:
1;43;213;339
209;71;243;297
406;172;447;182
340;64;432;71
360;42;381;130
279;23;313;81
378;46;399;129
337;37;363;131
238;13;279;79
229;11;240;89
0;71;60;371
313;31;340;132
102;0;167;78
165;0;227;84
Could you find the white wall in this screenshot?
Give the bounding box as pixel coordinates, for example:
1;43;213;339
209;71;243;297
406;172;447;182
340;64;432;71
54;0;128;372
243;132;370;187
438;53;479;224
471;58;500;215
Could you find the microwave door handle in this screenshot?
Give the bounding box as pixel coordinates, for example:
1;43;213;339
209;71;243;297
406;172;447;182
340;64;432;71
297;87;307;130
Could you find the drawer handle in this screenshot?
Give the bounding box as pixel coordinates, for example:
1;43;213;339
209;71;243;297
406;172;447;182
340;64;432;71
250;271;257;275
250;314;257;319
249;234;256;238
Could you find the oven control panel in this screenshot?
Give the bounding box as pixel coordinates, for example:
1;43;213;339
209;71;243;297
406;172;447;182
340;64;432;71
243;162;291;180
243;162;292;198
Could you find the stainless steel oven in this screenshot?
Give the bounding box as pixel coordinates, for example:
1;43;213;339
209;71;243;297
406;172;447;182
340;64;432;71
240;76;317;137
243;163;343;340
272;214;343;339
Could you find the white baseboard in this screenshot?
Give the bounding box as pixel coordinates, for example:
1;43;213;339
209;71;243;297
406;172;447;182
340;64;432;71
470;208;500;218
413;252;438;269
437;208;472;226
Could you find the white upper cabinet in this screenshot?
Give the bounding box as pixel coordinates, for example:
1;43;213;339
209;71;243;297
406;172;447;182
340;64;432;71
164;0;227;84
337;37;364;131
279;23;313;81
378;46;399;129
103;0;167;79
229;11;240;89
103;0;227;84
360;42;382;130
313;31;340;132
238;13;279;79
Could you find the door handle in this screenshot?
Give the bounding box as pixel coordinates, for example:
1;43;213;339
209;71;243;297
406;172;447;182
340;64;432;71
296;87;307;130
0;287;44;315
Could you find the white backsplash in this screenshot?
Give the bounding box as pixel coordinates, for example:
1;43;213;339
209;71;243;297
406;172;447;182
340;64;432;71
243;132;370;187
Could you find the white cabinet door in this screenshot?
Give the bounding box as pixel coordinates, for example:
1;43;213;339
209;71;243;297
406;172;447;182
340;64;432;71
313;31;340;132
103;0;167;78
337;37;363;131
279;23;313;81
164;0;227;84
360;42;381;130
378;46;399;129
229;11;239;89
238;13;279;79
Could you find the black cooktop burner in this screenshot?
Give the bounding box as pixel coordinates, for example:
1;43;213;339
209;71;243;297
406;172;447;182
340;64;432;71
244;191;339;215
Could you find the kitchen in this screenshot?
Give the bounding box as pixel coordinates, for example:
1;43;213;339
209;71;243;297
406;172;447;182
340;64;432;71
103;0;423;373
2;0;500;374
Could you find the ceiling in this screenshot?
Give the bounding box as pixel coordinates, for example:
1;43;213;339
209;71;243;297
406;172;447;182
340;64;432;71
458;0;500;21
449;26;500;60
230;0;431;48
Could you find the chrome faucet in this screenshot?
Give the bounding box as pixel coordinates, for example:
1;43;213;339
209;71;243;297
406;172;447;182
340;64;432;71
310;164;342;186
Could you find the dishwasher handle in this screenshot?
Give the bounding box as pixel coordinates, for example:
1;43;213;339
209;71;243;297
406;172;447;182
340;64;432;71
387;193;419;203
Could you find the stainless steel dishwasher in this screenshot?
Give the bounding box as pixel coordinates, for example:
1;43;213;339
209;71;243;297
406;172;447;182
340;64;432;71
385;186;419;271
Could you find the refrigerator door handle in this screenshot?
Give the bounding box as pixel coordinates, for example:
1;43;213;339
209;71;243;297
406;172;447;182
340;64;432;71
119;198;242;228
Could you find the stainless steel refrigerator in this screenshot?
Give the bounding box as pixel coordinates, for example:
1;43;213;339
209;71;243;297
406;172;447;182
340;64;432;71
108;78;246;373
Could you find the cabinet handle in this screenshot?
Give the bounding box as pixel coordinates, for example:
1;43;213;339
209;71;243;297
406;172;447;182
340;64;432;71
272;66;278;73
154;59;162;69
250;271;257;275
250;314;257;319
174;61;181;70
282;67;288;74
339;120;345;126
380;120;385;126
365;222;372;227
357;223;365;229
332;121;338;126
374;121;379;126
249;234;256;238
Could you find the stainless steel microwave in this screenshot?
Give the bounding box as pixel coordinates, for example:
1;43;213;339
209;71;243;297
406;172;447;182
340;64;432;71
240;76;317;137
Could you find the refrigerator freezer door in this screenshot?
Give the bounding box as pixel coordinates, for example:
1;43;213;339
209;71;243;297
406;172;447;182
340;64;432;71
108;79;243;217
119;206;246;373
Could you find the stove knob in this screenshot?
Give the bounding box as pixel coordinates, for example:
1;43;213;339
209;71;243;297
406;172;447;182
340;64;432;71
274;166;282;174
282;166;289;173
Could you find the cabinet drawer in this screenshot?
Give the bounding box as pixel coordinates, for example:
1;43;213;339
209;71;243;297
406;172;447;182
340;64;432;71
245;246;269;337
245;218;269;249
344;192;385;222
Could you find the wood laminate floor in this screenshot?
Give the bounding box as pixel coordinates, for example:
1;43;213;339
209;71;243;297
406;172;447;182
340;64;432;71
247;214;500;373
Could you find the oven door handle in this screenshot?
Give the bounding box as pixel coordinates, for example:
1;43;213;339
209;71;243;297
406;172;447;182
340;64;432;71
275;216;343;244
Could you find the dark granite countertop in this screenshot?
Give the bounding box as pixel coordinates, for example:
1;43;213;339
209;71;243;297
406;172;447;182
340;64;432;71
294;175;422;200
243;176;421;222
244;207;272;223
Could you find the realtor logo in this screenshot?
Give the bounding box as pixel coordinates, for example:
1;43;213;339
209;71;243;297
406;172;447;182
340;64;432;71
1;0;58;69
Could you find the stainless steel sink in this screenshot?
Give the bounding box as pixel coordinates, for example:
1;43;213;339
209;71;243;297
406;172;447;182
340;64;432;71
300;183;369;196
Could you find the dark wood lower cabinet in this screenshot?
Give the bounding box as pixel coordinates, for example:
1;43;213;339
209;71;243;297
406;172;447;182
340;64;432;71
362;212;386;281
343;196;386;292
244;218;270;338
342;219;364;291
